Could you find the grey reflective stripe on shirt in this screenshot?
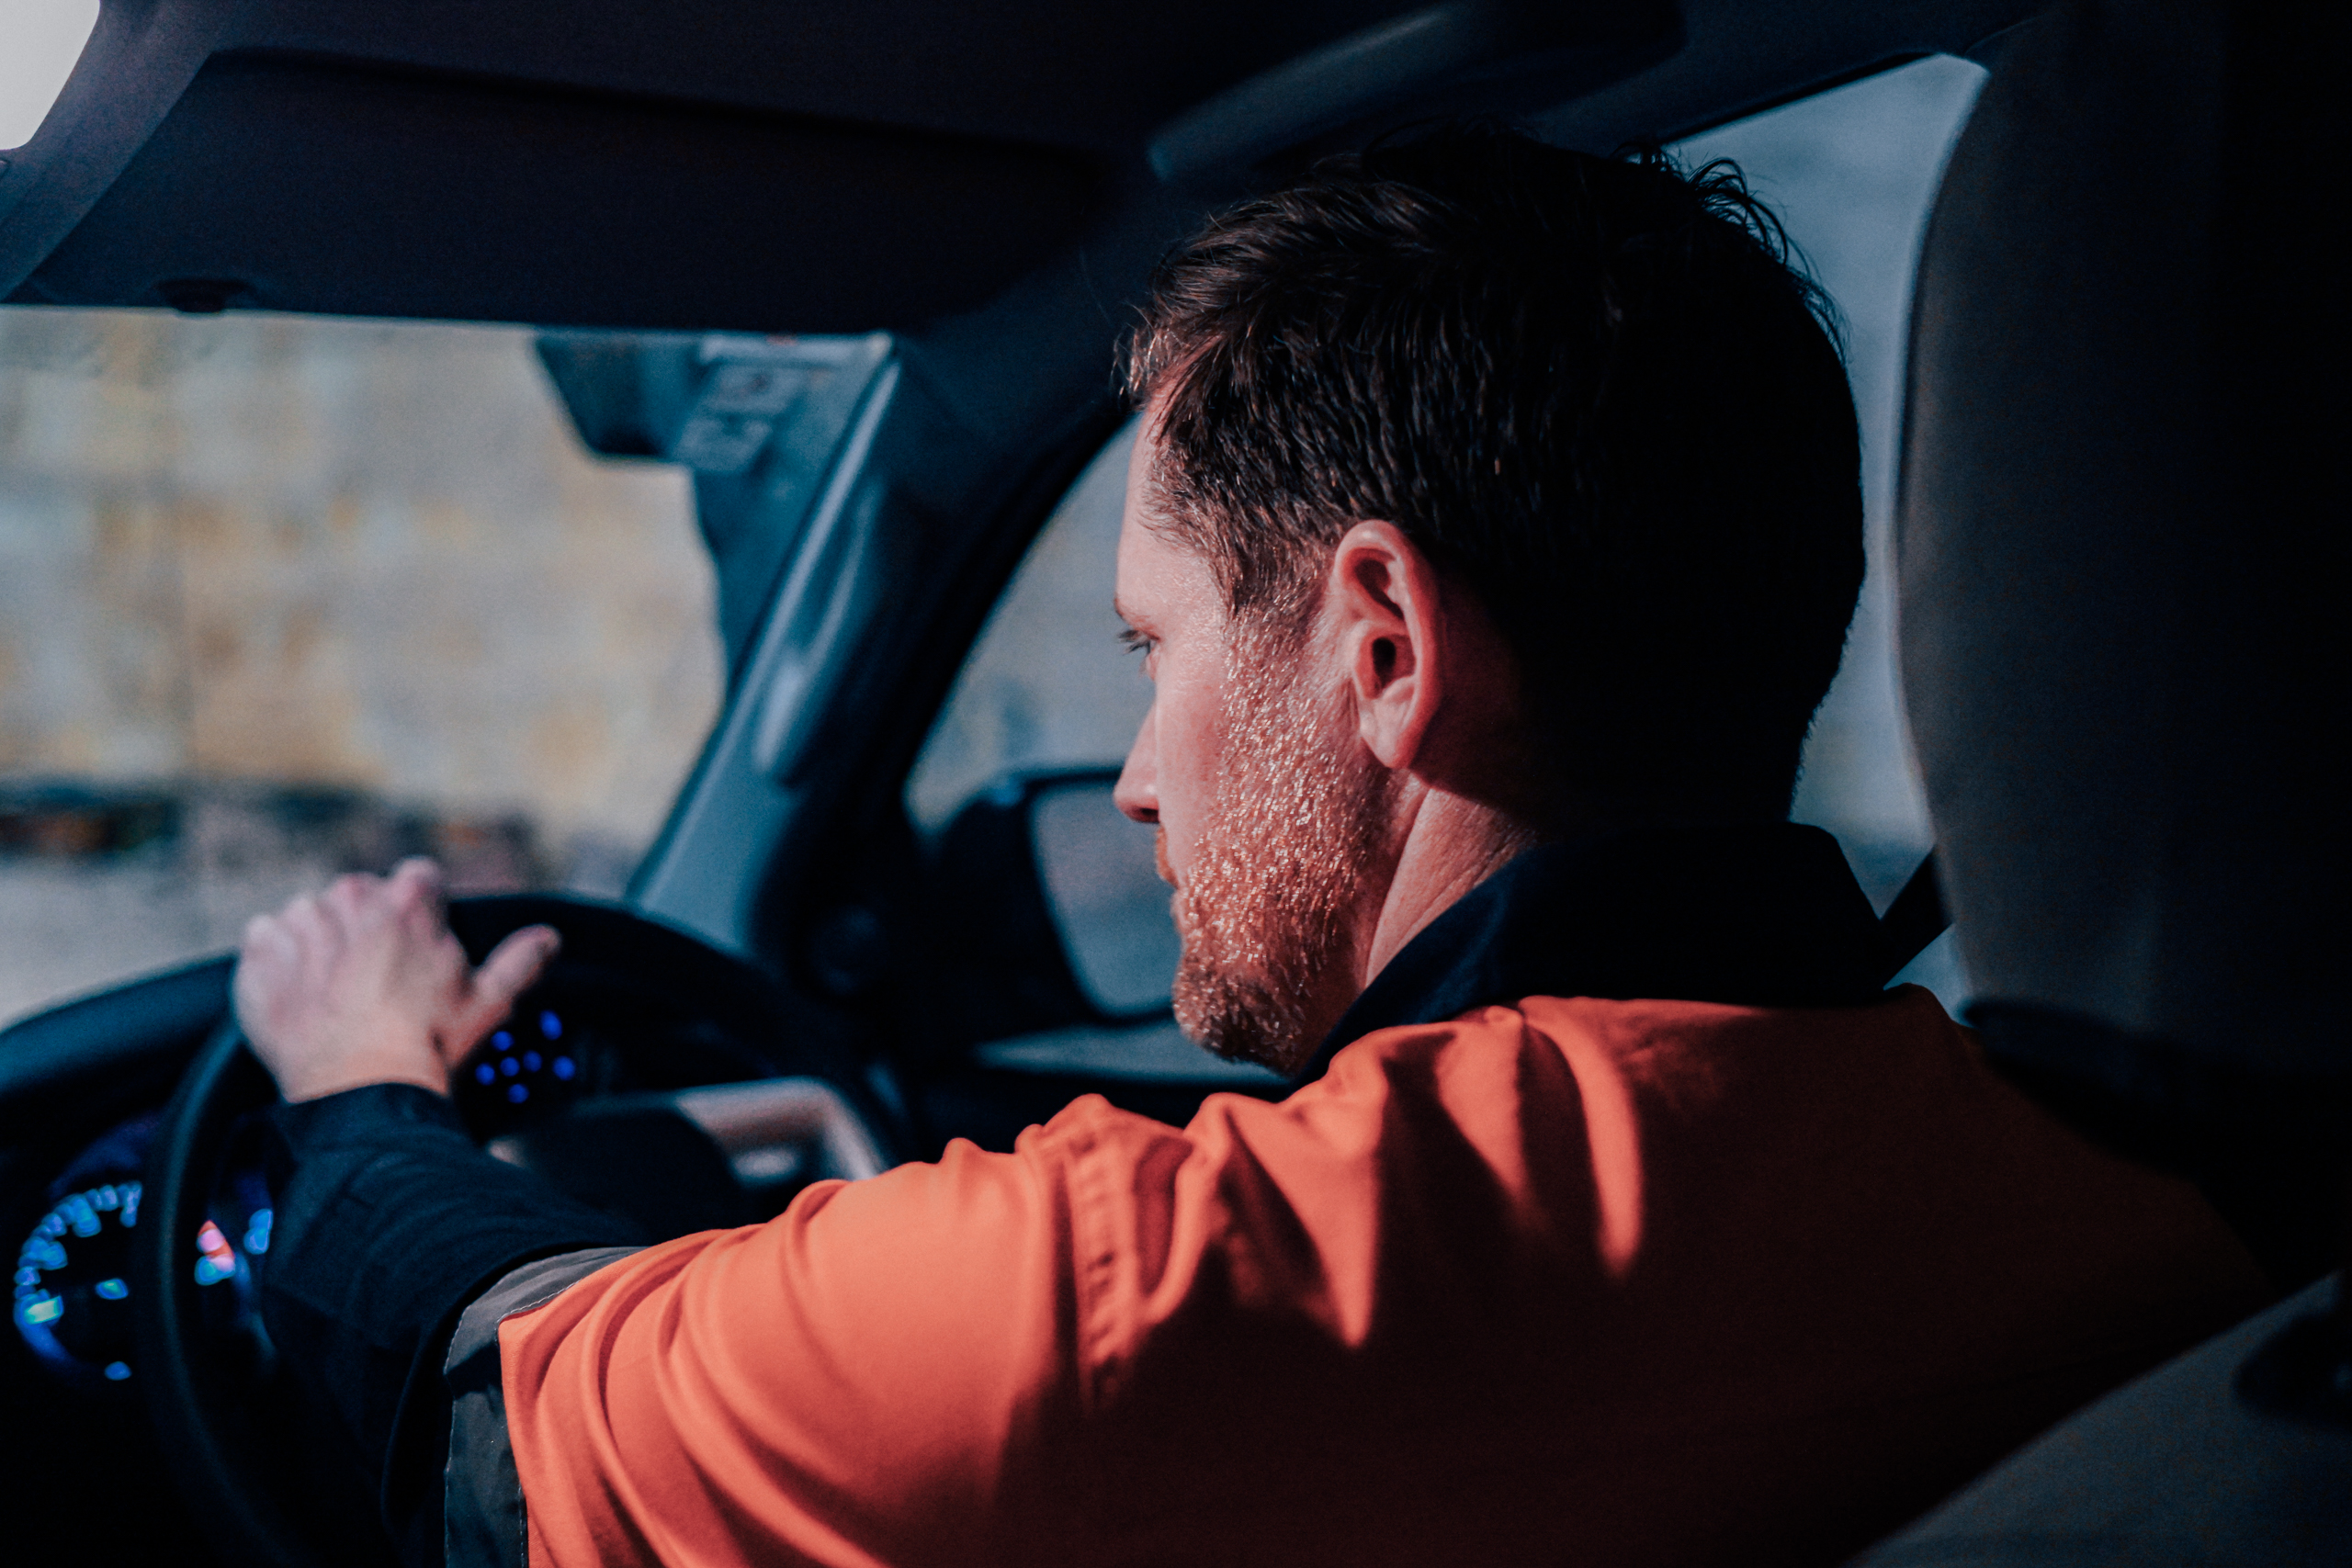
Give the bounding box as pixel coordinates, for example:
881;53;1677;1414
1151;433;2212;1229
444;1246;642;1568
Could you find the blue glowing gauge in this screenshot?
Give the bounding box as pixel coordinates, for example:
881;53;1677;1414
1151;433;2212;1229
12;1180;270;1389
14;1182;144;1387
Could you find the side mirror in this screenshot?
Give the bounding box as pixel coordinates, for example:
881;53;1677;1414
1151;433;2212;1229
1029;774;1179;1017
924;769;1177;1046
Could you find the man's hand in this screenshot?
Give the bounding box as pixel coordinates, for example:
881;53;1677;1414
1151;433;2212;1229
234;858;560;1104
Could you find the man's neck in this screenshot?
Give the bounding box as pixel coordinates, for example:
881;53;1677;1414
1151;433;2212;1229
1359;787;1539;989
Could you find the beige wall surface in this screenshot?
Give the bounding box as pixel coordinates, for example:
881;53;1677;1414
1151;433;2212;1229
0;307;721;1023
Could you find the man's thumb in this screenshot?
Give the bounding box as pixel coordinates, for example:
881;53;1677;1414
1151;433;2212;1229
451;925;562;1054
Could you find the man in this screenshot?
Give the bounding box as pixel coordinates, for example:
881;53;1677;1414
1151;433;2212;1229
243;129;2265;1568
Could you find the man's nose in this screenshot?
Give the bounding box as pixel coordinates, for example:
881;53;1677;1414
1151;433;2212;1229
1114;705;1159;824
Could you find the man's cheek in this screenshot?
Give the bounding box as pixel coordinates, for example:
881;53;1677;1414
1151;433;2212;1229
1150;649;1236;878
1156;807;1202;888
1153;751;1219;884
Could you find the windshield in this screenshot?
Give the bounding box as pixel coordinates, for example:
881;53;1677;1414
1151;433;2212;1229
0;310;721;1025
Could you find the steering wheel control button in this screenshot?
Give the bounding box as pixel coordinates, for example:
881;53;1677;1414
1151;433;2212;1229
458;1005;582;1133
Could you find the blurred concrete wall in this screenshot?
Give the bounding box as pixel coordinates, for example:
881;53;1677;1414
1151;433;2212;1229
0;308;719;1021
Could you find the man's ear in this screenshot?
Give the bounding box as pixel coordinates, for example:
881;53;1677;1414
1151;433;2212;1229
1327;521;1448;772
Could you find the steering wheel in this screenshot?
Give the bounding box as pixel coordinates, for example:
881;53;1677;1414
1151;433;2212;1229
131;895;896;1568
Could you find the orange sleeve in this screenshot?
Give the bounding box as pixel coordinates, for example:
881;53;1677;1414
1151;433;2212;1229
494;1022;1535;1568
499;1111;1115;1568
493;996;2269;1568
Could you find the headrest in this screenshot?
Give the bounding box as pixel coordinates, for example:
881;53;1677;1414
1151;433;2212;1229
1897;0;2346;1258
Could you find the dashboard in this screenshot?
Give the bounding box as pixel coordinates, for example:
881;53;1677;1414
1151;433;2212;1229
9;1001;597;1397
0;893;899;1566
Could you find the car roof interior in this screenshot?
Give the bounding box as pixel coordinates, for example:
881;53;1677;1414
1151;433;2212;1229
0;0;2037;332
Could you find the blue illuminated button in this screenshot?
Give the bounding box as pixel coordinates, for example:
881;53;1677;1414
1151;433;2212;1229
551;1055;575;1080
243;1209;273;1256
523;1051;542;1072
540;1011;561;1041
492;1031;514;1052
20;1294;62;1326
501;1056;521;1077
94;1278;127;1301
476;1063;496;1085
506;1084;528;1104
104;1361;131;1382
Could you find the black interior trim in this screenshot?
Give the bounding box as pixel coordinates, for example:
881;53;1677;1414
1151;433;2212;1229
1875;851;1948;984
14;49;1104;330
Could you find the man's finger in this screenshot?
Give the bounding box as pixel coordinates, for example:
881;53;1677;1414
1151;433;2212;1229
479;924;560;1000
390;857;447;915
446;925;561;1057
241;912;293;959
323;871;377;911
281;894;335;951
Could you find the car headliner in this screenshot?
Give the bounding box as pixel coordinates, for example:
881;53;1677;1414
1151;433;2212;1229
0;0;2034;333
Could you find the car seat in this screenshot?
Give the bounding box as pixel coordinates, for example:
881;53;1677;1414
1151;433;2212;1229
1847;1;2348;1562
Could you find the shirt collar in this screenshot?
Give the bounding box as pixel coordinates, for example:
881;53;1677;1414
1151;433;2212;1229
1296;822;1890;1084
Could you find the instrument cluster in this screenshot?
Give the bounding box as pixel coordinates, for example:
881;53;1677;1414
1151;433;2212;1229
11;1112;269;1394
12;1003;594;1392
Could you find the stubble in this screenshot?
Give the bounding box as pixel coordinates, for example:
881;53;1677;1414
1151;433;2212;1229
1166;622;1400;1075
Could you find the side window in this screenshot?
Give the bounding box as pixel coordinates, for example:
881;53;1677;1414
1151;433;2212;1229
905;422;1146;833
908;424;1278;1082
1672;54;1987;1010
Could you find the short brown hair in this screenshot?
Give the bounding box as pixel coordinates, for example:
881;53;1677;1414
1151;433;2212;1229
1126;125;1862;819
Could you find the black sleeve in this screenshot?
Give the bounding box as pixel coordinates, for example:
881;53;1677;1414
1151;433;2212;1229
442;1247;643;1568
260;1085;645;1567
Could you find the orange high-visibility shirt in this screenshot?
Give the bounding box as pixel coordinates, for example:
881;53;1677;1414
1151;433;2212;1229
500;986;2262;1567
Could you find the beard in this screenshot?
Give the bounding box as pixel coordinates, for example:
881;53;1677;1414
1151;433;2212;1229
1165;627;1401;1075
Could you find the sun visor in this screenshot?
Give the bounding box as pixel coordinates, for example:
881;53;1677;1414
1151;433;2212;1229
7;50;1102;330
0;0;241;297
1148;0;1681;190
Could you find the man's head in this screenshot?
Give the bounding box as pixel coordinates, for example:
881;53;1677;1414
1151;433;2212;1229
1114;125;1863;1072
